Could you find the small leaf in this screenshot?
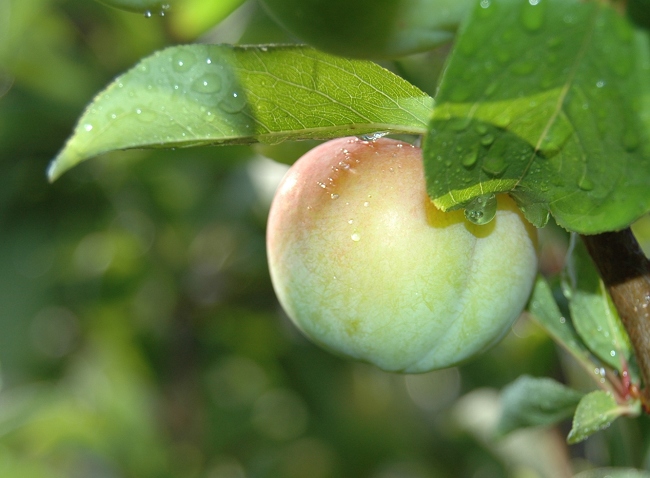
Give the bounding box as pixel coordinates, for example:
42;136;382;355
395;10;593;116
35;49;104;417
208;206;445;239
564;240;632;372
528;276;594;372
48;45;433;181
497;375;583;436
424;0;650;234
567;390;638;444
574;468;650;478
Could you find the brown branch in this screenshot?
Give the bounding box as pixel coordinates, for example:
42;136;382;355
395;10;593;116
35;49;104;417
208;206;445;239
581;229;650;408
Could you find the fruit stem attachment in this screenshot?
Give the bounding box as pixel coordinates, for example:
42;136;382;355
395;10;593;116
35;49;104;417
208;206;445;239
581;229;650;410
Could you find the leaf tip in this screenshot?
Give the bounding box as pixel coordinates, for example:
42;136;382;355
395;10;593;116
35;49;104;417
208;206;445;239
46;155;68;183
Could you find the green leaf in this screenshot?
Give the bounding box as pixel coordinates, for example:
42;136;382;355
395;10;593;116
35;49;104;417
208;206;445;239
574;468;650;478
528;276;594;372
95;0;171;15
564;239;632;372
567;390;638;444
259;0;474;59
48;44;433;181
497;375;583;436
424;0;650;234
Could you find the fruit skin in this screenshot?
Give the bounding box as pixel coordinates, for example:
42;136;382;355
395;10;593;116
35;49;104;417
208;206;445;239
267;137;538;373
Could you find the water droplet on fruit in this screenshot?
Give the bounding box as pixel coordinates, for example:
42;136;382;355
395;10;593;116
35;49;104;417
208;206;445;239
330;193;339;200
464;194;497;225
363;201;369;207
351;232;361;242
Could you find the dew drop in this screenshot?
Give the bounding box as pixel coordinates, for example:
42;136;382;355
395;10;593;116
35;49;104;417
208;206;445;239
461;149;479;168
475;123;489;135
172;50;197;73
363;201;370;207
480;134;495;146
219;91;246;114
144;10;152;18
330;193;339;200
464;194;497;225
351;232;361;242
578;175;594;191
191;73;223;94
520;0;547;32
359;131;388;141
482;156;507;177
348;219;354;224
83;124;93;132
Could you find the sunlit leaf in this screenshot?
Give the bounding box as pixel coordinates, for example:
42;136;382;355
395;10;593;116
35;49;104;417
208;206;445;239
424;0;650;234
567;390;639;444
48;44;432;181
574;468;650;478
528;276;594;372
564;239;633;372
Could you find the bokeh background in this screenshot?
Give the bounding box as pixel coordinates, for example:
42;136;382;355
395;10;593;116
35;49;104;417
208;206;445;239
2;1;650;476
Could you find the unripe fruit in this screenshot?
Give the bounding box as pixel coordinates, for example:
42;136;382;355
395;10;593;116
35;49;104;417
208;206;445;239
267;137;538;372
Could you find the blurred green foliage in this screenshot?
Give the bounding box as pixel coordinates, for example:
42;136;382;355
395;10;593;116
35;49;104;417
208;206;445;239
1;0;650;477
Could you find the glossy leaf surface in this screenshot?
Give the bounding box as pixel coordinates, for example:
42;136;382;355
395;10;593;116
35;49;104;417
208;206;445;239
424;0;650;234
564;240;632;372
48;45;432;180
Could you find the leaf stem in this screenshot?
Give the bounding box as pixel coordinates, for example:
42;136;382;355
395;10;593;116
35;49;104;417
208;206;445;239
580;229;650;411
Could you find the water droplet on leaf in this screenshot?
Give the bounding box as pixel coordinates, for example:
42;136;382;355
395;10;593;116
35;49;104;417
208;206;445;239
462;148;479;168
480;134;495;146
192;73;223;94
578;175;594;191
520;0;547;32
172;50;197;73
482;156;507;177
219;91;246;114
464;194;497;225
